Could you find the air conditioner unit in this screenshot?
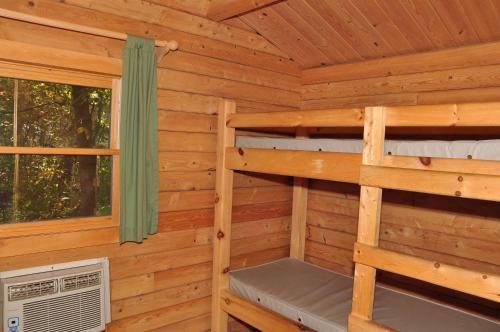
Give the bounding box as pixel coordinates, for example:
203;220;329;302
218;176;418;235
0;258;111;332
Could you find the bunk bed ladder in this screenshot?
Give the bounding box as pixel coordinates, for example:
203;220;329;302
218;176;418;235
348;105;500;332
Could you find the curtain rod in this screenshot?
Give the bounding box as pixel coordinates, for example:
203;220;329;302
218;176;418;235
0;8;178;58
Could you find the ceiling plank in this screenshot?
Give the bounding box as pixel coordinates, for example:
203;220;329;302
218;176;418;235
400;0;456;50
350;0;415;55
241;6;330;67
375;0;435;52
286;0;362;63
274;1;345;64
430;0;480;45
207;0;284;21
145;0;209;17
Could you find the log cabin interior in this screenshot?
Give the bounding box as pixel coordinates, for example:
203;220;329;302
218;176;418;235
0;1;499;332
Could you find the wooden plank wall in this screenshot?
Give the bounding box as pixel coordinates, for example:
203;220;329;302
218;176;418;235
302;43;500;317
0;1;299;331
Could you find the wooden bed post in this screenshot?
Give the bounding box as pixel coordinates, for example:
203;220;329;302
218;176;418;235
211;99;236;332
290;127;309;260
349;106;386;330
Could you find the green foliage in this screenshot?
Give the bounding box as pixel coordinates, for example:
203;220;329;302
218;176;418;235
0;77;112;224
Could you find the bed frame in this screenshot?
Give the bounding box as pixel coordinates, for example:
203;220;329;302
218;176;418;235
211;100;500;332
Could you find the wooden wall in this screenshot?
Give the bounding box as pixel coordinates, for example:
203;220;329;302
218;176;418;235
302;43;500;317
0;1;299;331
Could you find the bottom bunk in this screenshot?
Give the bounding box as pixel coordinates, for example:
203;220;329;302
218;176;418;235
228;258;499;332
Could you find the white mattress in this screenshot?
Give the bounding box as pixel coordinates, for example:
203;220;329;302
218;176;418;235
230;258;499;332
236;137;500;161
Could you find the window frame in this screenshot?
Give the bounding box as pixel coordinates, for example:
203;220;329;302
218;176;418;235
0;42;121;238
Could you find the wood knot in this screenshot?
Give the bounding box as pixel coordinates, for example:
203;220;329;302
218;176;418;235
223;267;230;274
238;147;244;155
434;262;440;269
482;274;488;280
217;230;225;239
224;297;231;305
419;156;431;166
214;193;220;203
457;176;463;182
454;191;462;197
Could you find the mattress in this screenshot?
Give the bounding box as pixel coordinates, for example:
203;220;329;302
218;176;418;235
230;258;500;332
236;137;500;161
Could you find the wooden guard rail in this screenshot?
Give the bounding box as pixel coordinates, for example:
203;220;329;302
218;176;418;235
226;147;360;183
227;102;500;128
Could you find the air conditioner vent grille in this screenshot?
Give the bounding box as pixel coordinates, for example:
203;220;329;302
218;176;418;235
8;280;58;301
61;271;101;292
23;289;101;332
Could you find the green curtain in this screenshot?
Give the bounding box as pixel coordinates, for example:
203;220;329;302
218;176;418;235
120;35;158;243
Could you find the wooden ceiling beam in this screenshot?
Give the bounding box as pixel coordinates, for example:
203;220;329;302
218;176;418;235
207;0;284;21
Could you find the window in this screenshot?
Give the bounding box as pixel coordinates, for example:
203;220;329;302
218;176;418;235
0;63;119;231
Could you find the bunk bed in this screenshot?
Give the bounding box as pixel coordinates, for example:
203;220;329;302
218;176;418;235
211;100;500;332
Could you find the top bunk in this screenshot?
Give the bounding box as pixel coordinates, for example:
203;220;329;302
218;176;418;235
220;101;500;202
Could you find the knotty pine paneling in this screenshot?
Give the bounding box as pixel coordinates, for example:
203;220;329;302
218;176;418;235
0;1;298;331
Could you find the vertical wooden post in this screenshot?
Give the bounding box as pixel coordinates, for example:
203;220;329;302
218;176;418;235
211;99;236;332
290;127;309;260
349;107;386;329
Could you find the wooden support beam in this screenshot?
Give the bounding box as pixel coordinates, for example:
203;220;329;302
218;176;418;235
290;128;308;260
353;243;500;303
211;100;236;332
207;0;284;21
220;289;314;331
226;148;361;183
349;107;386;327
360;165;500;202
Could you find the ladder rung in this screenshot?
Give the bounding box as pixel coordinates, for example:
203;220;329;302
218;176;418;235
360;165;500;202
353;243;500;303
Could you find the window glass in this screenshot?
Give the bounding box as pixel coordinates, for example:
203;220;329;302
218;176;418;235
0;155;111;224
0;77;14;146
0;77;111;148
0;77;113;225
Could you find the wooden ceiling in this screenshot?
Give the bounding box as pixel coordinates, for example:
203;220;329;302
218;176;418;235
153;0;500;69
229;0;500;68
